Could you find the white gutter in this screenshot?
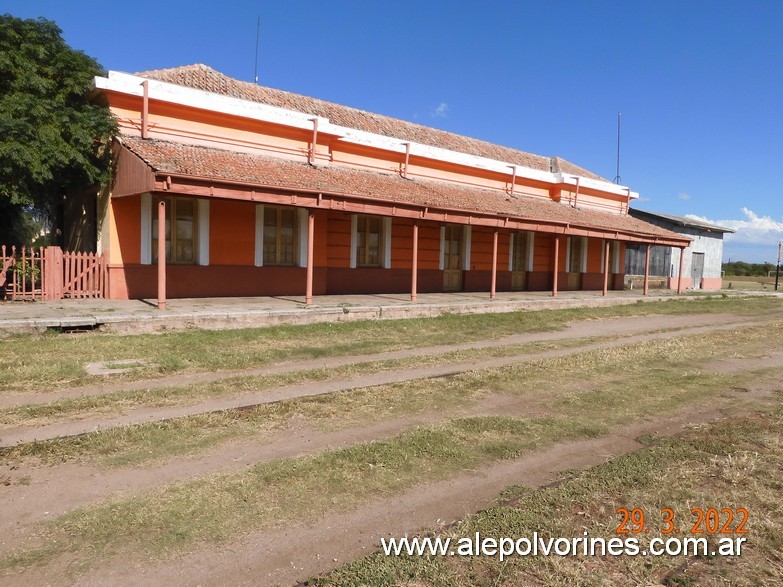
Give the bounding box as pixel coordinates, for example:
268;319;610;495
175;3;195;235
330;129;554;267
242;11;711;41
95;71;639;198
96;71;339;136
555;174;639;199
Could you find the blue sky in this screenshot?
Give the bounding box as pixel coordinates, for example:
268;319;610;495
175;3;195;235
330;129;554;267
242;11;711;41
5;0;783;262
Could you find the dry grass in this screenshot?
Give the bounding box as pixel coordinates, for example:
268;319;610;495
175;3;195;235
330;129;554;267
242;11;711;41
317;406;783;586
4;322;781;470
0;415;606;573
2;322;782;576
0;336;598;429
1;296;779;393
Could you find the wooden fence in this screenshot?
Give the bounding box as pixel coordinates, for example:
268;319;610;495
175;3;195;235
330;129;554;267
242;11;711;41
1;245;106;301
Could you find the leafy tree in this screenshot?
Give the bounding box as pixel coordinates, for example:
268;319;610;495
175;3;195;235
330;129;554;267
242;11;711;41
0;14;116;246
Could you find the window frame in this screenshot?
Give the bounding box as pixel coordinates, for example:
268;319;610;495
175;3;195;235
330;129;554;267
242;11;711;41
511;231;532;273
152;196;198;265
355;215;383;267
262;206;299;267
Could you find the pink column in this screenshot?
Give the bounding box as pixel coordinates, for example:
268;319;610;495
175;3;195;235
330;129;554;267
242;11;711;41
552;236;560;297
677;247;685;294
602;240;610;296
490;229;498;299
157;200;166;310
305;210;315;305
411;221;419;302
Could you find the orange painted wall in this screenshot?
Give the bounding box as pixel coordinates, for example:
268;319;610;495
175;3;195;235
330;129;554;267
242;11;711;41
469;227;510;271
391;219;414;270
417;224;441;270
323;213;444;271
389;219;440;270
110;196;141;266
326;211;351;268
586;238;604;273
209;199;255;266
314;211;329;267
109;93;316;163
532;233;554;272
105;90;626;215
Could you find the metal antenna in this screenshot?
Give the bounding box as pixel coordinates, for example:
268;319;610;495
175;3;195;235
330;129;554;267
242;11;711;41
254;16;260;84
613;112;622;184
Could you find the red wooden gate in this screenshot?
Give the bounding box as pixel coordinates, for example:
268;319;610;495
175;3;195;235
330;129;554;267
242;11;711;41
1;246;106;301
0;246;46;301
62;251;107;299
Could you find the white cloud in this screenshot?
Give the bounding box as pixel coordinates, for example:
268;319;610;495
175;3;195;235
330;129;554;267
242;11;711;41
686;208;783;247
432;102;449;118
677;192;690;201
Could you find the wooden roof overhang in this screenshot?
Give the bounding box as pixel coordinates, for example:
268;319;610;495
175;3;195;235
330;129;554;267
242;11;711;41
111;142;691;248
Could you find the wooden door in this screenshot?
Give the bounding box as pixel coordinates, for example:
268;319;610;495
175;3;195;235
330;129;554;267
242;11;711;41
511;231;528;291
568;237;583;290
443;225;463;291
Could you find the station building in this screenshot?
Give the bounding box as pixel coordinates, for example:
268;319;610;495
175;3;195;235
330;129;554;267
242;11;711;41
85;65;689;300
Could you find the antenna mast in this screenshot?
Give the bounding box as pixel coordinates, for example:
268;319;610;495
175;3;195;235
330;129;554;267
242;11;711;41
613;112;621;184
254;16;260;84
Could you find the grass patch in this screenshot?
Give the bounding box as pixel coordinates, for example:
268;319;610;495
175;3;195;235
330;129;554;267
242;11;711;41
4;321;781;469
1;367;492;468
3;319;783;576
0;336;598;429
0;414;604;572
1;296;779;393
316;406;783;586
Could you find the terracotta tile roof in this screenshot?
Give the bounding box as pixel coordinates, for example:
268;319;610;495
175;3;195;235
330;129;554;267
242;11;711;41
120;136;685;243
135;64;607;182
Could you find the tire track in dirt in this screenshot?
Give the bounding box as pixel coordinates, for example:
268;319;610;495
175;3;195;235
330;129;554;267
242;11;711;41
0;394;522;539
0;312;754;408
1;358;779;558
62;382;781;587
0;316;770;447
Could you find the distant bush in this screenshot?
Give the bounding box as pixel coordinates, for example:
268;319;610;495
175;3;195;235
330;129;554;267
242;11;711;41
722;261;777;277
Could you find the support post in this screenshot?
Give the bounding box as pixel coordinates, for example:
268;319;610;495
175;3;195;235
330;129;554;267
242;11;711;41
157;200;166;310
305;209;315;305
141;80;149;139
411;221;419;302
602;240;610;296
43;246;64;301
677;247;685;294
643;244;651;296
552;235;560;297
309;118;319;165
573;177;580;208
490;229;498;299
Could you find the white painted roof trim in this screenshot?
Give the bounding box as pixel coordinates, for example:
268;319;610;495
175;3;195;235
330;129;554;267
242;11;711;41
96;71;638;198
97;71;338;136
335;126;554;183
555;174;639;199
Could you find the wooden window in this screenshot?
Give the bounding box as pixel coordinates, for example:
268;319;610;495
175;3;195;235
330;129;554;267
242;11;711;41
356;215;383;267
263;206;297;266
152;197;197;264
